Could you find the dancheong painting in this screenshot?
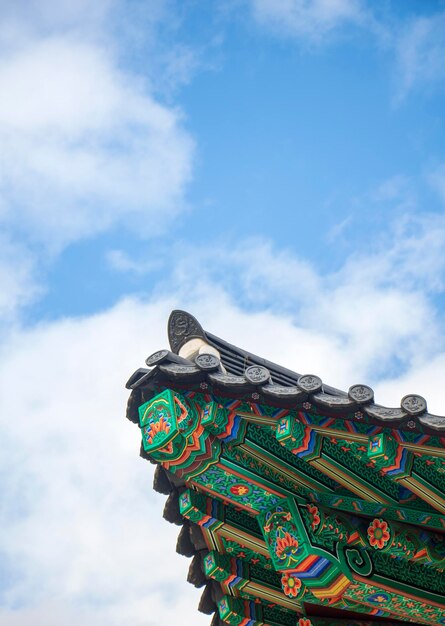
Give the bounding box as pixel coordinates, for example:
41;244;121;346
126;310;445;626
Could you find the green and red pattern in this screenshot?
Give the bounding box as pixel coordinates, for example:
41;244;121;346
128;313;445;626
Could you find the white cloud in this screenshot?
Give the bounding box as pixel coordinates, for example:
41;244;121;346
0;236;40;322
429;162;445;207
248;2;445;99
106;249;164;275
250;0;367;42
375;351;445;416
0;0;195;321
0;0;113;37
0;33;193;249
394;12;445;102
0;297;209;626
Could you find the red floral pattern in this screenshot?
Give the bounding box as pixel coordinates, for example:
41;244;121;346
367;518;391;549
275;532;299;560
230;484;251;496
297;619;312;626
281;573;302;597
307;504;321;531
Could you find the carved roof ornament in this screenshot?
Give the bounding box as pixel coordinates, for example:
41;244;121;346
195;353;220;371
168;310;207;354
124;310;445;434
400;394;427;416
348;384;374;404
297;374;322;393
244;365;270;385
146;349;170;366
146;349;189;367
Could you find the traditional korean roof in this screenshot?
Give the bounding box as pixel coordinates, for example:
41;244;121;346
126;310;445;626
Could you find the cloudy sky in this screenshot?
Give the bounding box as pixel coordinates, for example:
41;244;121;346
2;0;445;624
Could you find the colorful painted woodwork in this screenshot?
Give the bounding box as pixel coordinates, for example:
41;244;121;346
126;310;445;626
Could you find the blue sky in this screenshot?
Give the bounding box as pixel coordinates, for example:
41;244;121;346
10;0;445;323
2;1;445;625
